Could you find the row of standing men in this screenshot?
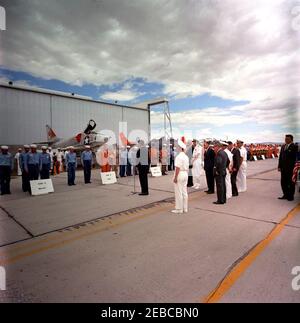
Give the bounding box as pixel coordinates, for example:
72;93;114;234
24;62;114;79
0;144;94;195
0;139;245;198
0;141;176;196
185;139;247;206
171;139;247;213
172;135;299;214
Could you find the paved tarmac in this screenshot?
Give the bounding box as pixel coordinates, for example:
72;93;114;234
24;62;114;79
0;158;299;302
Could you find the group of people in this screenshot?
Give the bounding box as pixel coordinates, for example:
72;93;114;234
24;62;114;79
116;138;248;205
97;143;172;178
171;134;299;214
0;144;93;195
170;139;247;213
246;144;280;161
1;135;299;206
14;146;66;177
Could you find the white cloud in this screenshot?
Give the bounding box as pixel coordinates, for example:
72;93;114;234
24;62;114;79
100;79;145;101
151;105;274;128
1;1;299;93
150;100;299;142
1;0;299;138
101;89;141;102
221;130;286;144
163;82;208;99
0;76;34;87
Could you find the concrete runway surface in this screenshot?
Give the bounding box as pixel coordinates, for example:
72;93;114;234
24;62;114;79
0;158;299;303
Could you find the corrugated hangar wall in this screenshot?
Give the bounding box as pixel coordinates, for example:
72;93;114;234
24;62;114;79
0;85;150;145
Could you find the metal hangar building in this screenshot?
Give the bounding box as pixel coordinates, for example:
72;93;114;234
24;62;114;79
0;83;150;146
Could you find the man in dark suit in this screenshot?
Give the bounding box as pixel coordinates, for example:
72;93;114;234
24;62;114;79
227;141;241;197
137;140;150;196
278;134;297;201
186;141;195;187
204;141;215;194
213;142;229;205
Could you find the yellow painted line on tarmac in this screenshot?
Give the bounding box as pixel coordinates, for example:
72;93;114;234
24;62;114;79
0;207;167;265
0;191;205;261
0;204;166;257
0;203;168;264
203;203;300;303
0;192;205;266
0;232;63;258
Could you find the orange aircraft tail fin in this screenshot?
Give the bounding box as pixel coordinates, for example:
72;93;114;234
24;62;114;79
46;125;57;141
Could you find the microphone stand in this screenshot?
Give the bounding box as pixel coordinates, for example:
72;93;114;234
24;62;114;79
131;165;138;195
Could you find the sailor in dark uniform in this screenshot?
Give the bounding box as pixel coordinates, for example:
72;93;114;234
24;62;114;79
81;145;93;184
25;144;41;193
0;146;14;195
20;145;30;192
66;146;77;186
40;146;51;179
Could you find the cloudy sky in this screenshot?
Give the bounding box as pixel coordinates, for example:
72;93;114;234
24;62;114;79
0;0;299;142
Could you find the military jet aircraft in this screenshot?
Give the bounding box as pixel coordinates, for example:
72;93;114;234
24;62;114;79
37;119;109;151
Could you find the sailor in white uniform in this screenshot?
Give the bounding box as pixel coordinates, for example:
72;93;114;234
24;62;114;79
237;140;247;193
191;140;203;190
172;140;189;214
224;142;233;199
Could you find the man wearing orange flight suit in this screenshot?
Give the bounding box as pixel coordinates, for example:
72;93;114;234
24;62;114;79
109;147;118;178
150;144;159;167
100;145;111;173
160;144;168;176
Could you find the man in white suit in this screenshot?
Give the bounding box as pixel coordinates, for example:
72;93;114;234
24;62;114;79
237;140;247;193
191;139;203;190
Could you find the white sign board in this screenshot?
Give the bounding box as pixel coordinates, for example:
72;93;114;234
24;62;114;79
101;171;117;185
30;179;54;196
253;156;258;161
150;166;162;177
261;155;266;160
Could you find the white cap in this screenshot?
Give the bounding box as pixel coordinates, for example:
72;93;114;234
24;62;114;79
220;141;229;146
48;147;52;150
163;144;167;146
1;145;8;150
41;146;47;150
178;140;186;150
30;144;37;149
69;146;74;150
24;144;30;148
126;145;131;148
85;145;91;149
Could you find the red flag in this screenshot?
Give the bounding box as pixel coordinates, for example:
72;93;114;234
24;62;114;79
292;161;300;183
